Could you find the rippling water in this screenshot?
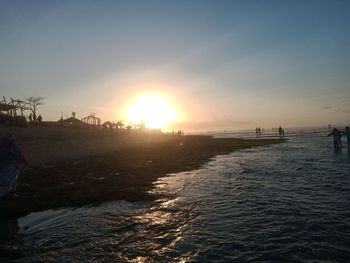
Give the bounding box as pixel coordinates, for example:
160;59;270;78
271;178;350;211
5;129;350;262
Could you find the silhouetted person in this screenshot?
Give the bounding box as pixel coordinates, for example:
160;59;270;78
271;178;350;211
345;126;350;153
37;114;42;123
29;113;32;123
328;128;343;149
255;127;262;136
278;126;284;137
0;134;28;197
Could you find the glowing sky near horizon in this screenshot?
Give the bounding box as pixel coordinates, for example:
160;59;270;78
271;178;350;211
0;0;349;131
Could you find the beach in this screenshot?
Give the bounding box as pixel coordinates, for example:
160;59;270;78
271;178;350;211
0;125;284;219
1;128;349;262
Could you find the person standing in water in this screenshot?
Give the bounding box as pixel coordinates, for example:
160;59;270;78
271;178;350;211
278;126;285;137
328;128;343;149
0;134;28;197
345;126;350;153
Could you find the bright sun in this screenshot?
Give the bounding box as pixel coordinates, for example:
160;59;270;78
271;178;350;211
126;94;176;129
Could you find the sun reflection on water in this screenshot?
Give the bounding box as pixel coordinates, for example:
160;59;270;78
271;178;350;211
121;172;196;262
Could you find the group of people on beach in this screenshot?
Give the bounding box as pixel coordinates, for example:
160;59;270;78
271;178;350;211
328;126;350;152
256;126;285;137
255;127;263;135
28;113;42;123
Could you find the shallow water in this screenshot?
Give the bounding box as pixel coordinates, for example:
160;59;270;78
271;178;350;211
5;129;350;262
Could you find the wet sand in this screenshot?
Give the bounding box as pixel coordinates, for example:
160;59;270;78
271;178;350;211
0;126;285;219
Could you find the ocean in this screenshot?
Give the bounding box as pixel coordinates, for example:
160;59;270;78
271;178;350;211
5;128;350;262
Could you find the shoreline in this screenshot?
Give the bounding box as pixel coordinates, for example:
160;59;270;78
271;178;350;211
0;126;285;219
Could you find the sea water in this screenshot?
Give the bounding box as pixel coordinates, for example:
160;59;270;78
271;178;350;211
5;128;350;262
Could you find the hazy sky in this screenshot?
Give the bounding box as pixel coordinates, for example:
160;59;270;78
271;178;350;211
1;0;349;131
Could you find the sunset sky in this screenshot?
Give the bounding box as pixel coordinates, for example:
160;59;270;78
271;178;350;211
1;0;349;131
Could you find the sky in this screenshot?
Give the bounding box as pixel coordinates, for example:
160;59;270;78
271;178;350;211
1;0;349;131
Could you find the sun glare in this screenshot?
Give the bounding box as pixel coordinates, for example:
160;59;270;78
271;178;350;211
126;94;176;129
